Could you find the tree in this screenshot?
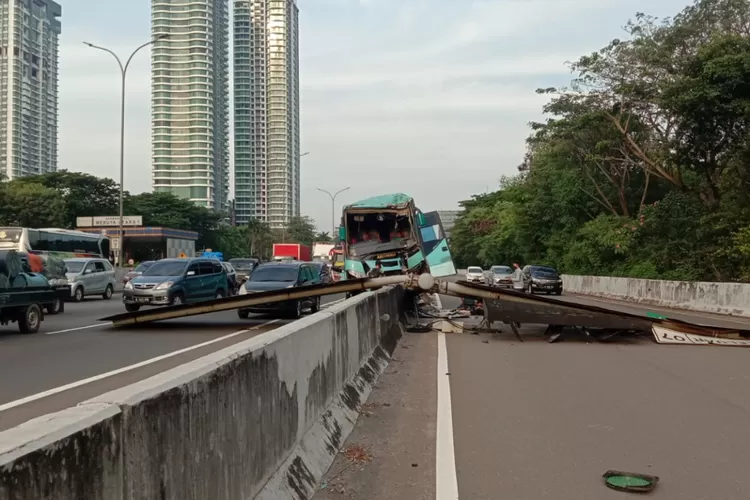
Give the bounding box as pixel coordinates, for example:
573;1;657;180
451;0;750;282
0;181;67;227
124;192;222;249
314;231;332;242
243;218;273;258
17;171;120;228
284;216;317;246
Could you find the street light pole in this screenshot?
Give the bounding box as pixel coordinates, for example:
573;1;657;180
316;187;350;237
84;34;169;269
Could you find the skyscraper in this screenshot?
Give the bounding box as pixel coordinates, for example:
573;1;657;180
151;0;230;211
0;0;61;180
233;0;300;228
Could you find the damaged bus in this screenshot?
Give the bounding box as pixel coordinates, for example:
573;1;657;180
338;193;456;279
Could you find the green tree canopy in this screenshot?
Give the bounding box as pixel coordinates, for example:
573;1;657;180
284;216;317;247
0;181;67;227
451;0;750;282
16;170;120;228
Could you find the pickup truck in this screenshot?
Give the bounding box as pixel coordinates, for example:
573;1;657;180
0;274;60;333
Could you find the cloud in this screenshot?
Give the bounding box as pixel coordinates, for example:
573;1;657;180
56;0;692;233
303;54;575;90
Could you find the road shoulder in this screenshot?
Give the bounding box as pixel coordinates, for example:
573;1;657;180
314;331;438;500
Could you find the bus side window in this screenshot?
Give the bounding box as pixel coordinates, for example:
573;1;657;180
27;229;39;251
34;230;50;251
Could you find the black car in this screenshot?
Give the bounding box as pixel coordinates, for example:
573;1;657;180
310;261;332;284
228;258;259;284
237;261;321;319
222;262;239;295
522;265;563;295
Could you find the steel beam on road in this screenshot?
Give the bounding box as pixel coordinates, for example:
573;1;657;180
435;279;747;337
100;275;422;327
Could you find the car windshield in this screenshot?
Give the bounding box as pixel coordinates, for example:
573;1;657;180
229;258;257;271
531;266;559;278
134;261;154;273
64;261;84;273
491;266;512;274
142;261;187;277
468;267;483;273
250;266;298;282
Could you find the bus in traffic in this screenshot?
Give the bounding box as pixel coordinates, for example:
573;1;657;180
0;227;111;259
338;193;456;279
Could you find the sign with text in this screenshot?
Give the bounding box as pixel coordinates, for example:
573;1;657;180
652;325;750;347
76;216;142;227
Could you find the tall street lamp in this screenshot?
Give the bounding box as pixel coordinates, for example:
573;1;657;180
83;34;169;268
316;187;350;237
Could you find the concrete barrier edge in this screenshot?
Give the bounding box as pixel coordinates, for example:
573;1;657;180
562;274;750;317
0;286;405;500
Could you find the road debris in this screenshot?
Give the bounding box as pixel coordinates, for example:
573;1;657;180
602;470;659;493
342;444;372;464
653;324;750;347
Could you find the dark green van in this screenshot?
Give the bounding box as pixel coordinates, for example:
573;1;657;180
122;258;228;312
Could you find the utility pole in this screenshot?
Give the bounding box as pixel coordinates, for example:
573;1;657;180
84;34;169;268
316;187;350;237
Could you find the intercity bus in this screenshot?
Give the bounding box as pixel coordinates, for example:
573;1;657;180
338;193;456;279
0;227;111;259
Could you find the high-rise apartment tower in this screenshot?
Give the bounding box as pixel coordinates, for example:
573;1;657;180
151;0;230;211
233;0;299;228
0;0;61;179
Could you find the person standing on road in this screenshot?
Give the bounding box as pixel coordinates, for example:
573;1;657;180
511;263;524;291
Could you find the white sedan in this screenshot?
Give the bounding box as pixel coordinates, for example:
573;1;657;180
465;266;486;283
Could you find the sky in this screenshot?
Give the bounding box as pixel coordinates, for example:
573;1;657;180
59;0;691;232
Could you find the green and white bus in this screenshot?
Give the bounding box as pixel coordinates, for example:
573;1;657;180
338;193;456;279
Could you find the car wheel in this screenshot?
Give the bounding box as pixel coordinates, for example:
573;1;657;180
102;284;114;300
171;293;185;306
311;297;320;313
237;309;250;319
73;286;84;302
18;304;42;334
125;303;140;312
289;300;302;319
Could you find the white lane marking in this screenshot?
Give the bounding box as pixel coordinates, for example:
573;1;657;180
46;322;112;335
0;319;277;413
436;331;459;499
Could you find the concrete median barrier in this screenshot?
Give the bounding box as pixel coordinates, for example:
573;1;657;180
0;286;406;500
563;274;750;317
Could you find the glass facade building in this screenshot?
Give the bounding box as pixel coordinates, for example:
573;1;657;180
151;0;230;211
0;0;61;179
233;0;299;228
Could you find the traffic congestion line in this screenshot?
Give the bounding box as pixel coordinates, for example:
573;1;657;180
0;320;276;413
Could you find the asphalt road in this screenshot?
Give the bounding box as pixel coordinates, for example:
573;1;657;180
315;288;750;499
447;328;750;499
0;293;344;431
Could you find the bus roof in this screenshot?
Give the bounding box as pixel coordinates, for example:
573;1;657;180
345;193;413;210
38;228;106;237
